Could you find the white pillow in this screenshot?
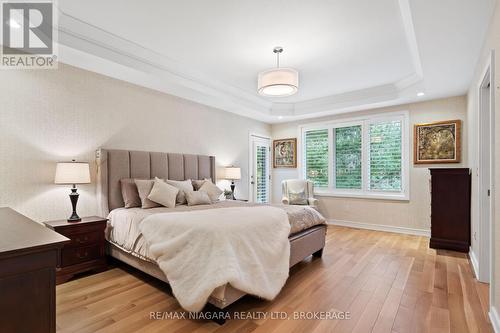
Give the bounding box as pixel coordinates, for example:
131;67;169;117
166;179;194;205
148;178;179;208
185;190;212;206
199;180;223;202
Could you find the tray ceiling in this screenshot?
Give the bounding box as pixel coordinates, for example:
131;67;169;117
56;0;496;123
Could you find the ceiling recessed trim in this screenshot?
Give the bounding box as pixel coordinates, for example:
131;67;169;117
56;1;427;123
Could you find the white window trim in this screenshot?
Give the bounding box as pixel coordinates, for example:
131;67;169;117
298;110;410;201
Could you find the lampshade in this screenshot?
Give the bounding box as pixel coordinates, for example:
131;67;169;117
54;162;91;185
224;167;241;180
258;68;299;97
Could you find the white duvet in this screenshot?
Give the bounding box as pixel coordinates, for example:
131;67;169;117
139;206;291;312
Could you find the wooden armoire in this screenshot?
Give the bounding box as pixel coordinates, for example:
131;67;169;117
429;168;471;252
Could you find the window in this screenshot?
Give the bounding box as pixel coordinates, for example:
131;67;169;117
304;129;329;187
369;121;402;191
334;125;362;189
300;111;409;200
255;145;269;203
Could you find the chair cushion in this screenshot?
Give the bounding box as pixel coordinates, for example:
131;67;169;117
289;190;308;205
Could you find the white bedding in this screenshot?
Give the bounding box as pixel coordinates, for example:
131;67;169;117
139;206;291;312
106;200;325;262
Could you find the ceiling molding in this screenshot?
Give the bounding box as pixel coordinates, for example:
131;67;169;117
57;10;274;121
273;83;400;116
55;3;425;123
394;0;424;90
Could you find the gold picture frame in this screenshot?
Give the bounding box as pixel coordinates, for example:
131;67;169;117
414;119;461;164
273;138;297;168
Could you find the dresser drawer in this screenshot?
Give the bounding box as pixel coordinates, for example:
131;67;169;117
61;245;101;267
66;231;101;248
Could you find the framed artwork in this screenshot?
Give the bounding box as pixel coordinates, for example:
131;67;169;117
414;119;461;164
273;138;297;168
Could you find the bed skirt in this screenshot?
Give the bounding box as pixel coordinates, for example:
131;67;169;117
106;224;327;309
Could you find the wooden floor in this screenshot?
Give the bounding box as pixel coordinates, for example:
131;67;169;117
56;226;492;332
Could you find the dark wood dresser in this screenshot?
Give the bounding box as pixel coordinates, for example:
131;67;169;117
44;216;107;284
429;168;471;252
0;207;69;333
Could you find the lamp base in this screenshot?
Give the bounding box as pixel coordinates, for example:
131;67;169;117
67;215;81;223
68;185;81;222
230;181;236;200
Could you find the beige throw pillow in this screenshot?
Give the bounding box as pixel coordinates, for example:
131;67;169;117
199;180;223;202
192;178;212;191
147;178;179;208
134;179;161;209
185;190;212;206
120;178;141;208
166;179;193;205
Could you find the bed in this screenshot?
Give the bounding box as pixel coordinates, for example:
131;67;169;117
96;148;327;313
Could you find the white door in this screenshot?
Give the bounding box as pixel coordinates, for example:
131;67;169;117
478;62;494;283
249;135;271;203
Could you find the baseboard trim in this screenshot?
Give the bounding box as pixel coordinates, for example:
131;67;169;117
469;248;480;279
327;219;430;237
490;306;500;333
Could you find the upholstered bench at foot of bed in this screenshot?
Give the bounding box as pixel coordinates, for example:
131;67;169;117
289;224;326;267
106;224;327;312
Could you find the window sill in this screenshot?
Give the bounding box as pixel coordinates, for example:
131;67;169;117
314;190;410;201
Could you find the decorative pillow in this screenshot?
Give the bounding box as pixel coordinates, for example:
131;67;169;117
199;180;223;202
120;178;141;208
147;178;179;208
166;179;194;205
185;190;212;206
134;179;161;209
289;190;308;205
192;178;212;191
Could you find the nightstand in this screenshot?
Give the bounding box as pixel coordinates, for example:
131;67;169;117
43;216;107;284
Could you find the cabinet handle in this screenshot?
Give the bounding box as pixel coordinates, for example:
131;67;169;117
75;236;89;244
76;251;89;259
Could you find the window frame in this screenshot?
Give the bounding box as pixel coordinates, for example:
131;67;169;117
298;110;410;201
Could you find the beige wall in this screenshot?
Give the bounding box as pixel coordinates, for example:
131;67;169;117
467;0;500;319
0;63;270;222
272;96;467;232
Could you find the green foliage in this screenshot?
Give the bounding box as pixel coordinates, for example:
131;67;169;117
305;129;329;187
304;121;402;192
335;126;362;189
256;145;268;203
369;121;402;191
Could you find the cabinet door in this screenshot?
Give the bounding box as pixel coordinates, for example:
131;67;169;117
430;169;471;252
0;266;55;333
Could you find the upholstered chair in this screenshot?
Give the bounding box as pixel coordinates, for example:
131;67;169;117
281;179;318;208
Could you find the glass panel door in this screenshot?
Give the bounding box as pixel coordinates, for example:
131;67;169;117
250;136;271;203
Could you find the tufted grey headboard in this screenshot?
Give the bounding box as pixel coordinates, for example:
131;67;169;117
95;148;216;216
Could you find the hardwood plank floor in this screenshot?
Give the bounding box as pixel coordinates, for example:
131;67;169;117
56;226;492;332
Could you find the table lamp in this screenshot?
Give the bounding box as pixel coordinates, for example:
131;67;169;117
224;166;241;200
54;160;91;222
